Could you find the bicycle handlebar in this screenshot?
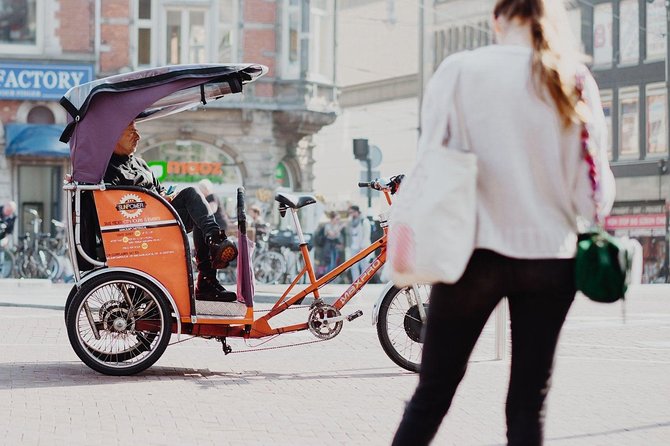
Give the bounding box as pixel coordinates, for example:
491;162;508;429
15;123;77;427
358;174;405;194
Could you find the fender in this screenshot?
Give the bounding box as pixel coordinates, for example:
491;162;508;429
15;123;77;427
74;266;182;337
371;281;397;326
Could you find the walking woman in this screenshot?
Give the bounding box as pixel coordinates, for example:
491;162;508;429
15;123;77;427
392;1;615;445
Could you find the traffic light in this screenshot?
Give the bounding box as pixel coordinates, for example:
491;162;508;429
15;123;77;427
353;138;369;160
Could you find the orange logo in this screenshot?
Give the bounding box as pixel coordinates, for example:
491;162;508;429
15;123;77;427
116;194;146;219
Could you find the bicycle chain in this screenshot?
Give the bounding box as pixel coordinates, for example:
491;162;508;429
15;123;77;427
228;337;328;354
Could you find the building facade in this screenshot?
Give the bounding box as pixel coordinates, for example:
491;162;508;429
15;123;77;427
428;0;669;282
0;0;338;235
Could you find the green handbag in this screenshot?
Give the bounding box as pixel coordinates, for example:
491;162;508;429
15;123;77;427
574;76;640;304
575;230;631;303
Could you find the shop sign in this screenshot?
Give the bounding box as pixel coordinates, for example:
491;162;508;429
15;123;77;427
605;213;667;230
147;160;225;183
0;62;93;100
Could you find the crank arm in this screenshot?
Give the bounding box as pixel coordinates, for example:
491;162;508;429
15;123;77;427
322;310;364;325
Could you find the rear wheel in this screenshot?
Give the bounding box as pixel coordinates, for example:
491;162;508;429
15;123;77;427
376;284;431;372
66;272;172;376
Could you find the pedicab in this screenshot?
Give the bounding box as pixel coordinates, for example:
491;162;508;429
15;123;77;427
60;63;429;376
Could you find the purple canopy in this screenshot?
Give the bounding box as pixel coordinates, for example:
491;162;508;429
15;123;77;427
59;64;267;183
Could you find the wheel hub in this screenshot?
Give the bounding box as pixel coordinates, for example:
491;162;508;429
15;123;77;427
403;305;424;343
100;301;135;333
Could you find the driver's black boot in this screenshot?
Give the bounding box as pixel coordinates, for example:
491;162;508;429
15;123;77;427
195;274;237;302
207;230;238;269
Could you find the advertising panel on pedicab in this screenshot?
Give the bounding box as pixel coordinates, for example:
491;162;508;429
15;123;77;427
93;189;191;314
94;190;182;260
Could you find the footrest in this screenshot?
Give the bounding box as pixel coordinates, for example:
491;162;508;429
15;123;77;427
195;300;247;317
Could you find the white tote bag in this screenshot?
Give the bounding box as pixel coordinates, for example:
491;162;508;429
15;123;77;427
388;64;477;287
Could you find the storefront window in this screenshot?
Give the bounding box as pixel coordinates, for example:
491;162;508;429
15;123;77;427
646;0;666;61
619;0;639;65
593;2;612;67
619;87;639;158
0;0;36;46
600;90;613;160
646;83;668;156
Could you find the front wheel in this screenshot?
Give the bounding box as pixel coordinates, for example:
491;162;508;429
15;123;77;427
66;272;172;375
377;284;431;372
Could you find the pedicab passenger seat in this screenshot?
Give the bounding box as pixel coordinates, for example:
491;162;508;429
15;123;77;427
75;189;106;271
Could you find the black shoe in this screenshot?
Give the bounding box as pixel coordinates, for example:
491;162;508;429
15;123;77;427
207;231;238;269
195;275;237;302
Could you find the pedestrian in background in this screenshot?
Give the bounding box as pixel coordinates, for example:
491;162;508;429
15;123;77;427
345;205;370;279
198;179;230;232
323;211;344;274
0;200;17;241
392;0;615;445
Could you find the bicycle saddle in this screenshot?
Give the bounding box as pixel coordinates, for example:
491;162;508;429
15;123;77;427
274;193;316;209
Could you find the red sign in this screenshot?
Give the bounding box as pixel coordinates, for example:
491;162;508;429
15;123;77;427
604;213;667;230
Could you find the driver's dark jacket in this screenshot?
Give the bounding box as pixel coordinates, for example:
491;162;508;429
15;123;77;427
103;153;164;193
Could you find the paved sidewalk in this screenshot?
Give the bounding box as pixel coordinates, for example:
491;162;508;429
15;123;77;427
0;281;668;445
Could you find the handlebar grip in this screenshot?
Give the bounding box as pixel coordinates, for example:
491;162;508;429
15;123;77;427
358;182;370;188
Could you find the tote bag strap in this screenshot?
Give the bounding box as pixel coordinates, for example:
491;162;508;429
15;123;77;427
575;73;601;225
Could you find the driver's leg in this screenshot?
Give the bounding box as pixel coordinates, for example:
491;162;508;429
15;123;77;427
193;226;236;302
171;186;237;268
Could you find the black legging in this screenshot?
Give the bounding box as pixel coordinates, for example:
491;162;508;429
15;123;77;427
392;249;575;446
170;186;220;276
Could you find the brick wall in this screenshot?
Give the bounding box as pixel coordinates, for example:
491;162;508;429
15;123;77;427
100;0;131;74
244;0;277;23
56;0;93;53
0;102;21;124
242;0;277;97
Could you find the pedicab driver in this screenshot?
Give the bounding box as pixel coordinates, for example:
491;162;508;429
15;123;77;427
104;121;238;302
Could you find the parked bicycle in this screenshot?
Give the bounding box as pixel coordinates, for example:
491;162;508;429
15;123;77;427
14;209;60;280
0;233;15;278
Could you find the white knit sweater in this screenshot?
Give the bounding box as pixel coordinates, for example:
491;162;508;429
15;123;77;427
419;45;615;259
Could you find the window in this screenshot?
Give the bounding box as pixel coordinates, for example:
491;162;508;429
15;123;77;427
282;0;301;78
646;0;666;61
0;0;41;53
618;0;639;65
646;83;668;156
593;2;613;67
600;90;613;160
135;0;236;68
218;0;235;62
619;87;640;158
136;0;152;66
309;0;335;82
27;105;54;124
165;8;207;64
567;6;583;51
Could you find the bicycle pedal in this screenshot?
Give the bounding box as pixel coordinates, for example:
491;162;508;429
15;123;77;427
346;310;363;322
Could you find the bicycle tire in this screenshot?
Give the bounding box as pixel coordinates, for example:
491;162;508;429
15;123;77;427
253;250;287;284
66;272;172;376
376;284;431;372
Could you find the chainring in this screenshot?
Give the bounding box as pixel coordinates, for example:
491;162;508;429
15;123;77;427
307;304;343;340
